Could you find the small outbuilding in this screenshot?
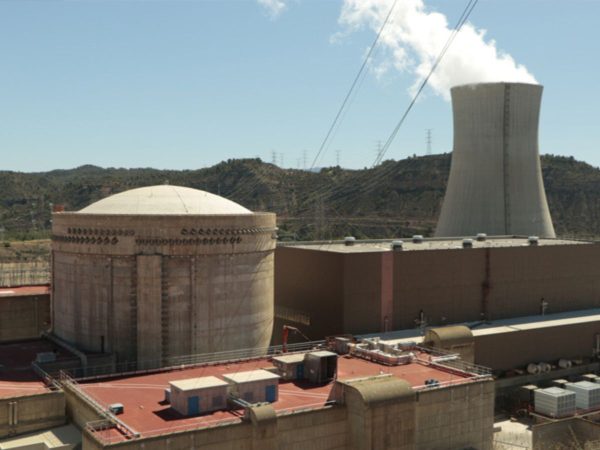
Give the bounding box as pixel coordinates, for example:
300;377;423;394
169;376;229;416
223;369;280;404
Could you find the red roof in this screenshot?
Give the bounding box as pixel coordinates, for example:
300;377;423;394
81;350;480;443
0;285;50;298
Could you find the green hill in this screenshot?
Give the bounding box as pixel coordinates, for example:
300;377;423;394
0;154;598;241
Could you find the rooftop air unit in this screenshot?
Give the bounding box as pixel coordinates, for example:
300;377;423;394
534;387;576;418
565;381;600;410
436;83;556;238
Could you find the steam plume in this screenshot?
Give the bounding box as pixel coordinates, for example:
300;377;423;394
339;0;537;99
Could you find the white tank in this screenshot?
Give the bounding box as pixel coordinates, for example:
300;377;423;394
436;82;555;238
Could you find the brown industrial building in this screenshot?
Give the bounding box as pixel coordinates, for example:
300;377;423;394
51;185;277;367
274;236;599;344
0;286;50;343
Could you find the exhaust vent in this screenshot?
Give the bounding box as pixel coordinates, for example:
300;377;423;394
412;235;423;244
462;239;473;248
528;236;539;246
476;233;487;242
344;236;356;246
391;240;404;251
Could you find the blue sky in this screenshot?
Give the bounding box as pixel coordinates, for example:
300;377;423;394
0;0;598;172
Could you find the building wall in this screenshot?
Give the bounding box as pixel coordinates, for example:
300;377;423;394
273;248;343;344
79;378;494;450
52;213;276;364
0;392;65;439
0;294;50;343
275;242;600;341
475;320;600;372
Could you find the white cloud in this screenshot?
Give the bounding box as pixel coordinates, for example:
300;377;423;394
338;0;537;100
258;0;288;19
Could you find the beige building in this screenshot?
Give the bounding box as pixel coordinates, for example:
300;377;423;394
51;185;277;367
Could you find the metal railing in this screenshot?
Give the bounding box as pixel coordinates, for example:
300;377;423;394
0;262;50;287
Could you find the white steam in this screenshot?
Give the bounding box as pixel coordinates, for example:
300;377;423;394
257;0;288;19
339;0;537;99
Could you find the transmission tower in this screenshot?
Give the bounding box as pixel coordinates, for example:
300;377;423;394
336;149;341;167
271;150;277;165
426;129;432;155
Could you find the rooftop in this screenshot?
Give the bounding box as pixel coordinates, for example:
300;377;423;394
76;348;485;443
222;369;280;384
76;185;251;216
170;376;228;391
279;236;588;253
0;285;50;298
0;339;73;398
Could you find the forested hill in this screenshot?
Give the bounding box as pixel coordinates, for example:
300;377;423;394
0;154;598;240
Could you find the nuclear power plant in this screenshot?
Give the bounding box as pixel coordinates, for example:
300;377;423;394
436;82;556;238
50;185;277;367
3;83;600;450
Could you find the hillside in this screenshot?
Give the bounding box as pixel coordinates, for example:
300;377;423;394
0;154;599;245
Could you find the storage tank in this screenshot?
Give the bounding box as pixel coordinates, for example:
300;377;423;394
51;185;276;368
435;82;555;238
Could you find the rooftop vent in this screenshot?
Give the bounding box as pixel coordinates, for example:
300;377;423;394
391;240;404;251
412;235;423;244
476;233;487;242
528;236;539;246
462;239;473;248
344;236;356;246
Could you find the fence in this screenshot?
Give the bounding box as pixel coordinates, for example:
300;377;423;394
0;261;50;287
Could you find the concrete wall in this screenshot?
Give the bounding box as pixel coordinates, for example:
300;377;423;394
52;213;276;365
0;392;65;439
436;82;555;238
0;295;50;343
275;242;600;341
79;378;494;450
475;319;600;371
532;418;600;450
415;381;494;450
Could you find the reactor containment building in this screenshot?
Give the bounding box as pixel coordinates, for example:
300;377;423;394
51;185;277;367
436;82;555;238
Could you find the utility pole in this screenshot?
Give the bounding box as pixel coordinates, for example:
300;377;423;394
374;140;383;163
336;149;341;167
314;196;326;240
302;150;307;170
426;129;432;155
271;150;277;166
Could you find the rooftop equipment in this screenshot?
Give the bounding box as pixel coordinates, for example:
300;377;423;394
528;236;539;246
462;239;473;248
169;376;229;416
304;351;337;384
412;235;423;244
272;354;306;381
223;369;280;404
534;387;576;418
565;381;600;410
391;240;404;251
435;83;556;238
108;403;124;415
344;236;356;246
476;233;487;242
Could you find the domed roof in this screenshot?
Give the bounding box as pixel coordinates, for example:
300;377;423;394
78;185;251;215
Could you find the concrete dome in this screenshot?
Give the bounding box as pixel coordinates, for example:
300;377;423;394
78;185;251;215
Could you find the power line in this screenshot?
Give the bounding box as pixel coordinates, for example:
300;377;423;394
372;0;478;167
309;0;399;171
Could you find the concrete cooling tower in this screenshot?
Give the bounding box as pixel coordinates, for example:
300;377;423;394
51;185;277;368
435;82;555;238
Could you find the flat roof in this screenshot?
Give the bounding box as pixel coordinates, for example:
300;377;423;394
79;349;482;443
271;354;305;364
222;369;280;384
279;236;589;254
0;339;73;399
364;308;600;345
170;376;228;391
0;285;49;298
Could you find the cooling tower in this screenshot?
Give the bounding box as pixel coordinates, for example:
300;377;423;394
435;82;555;238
